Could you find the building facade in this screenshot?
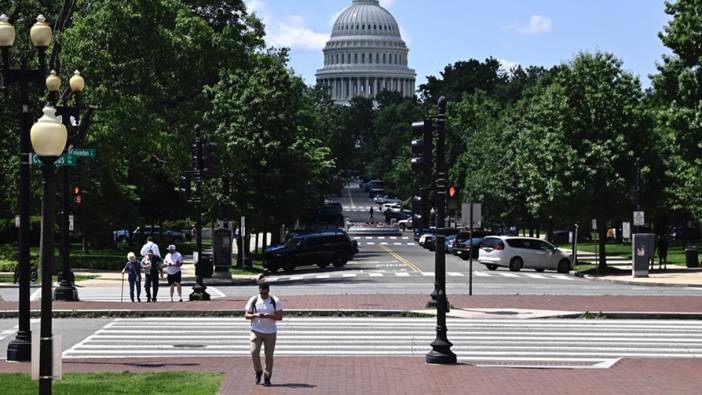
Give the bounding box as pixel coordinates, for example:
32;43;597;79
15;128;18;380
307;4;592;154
316;0;416;105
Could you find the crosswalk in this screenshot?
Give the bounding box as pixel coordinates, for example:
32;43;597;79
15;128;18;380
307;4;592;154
264;269;577;283
62;317;702;368
354;236;416;246
30;286;226;302
344;206;376;212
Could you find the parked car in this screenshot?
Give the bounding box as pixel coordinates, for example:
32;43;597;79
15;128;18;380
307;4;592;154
131;225;189;245
423;228;461;251
382;203;402;212
445;234;458;254
369;188;385;198
113;229;130;243
478;236;572;273
385;209;412;222
364;179;384;192
398;218;413;231
454;233;490;260
323;202;343;214
263;229;356;273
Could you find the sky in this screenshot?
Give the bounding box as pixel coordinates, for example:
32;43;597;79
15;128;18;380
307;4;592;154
244;0;673;89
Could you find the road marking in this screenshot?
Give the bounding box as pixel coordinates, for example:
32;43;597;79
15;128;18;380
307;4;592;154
368;273;384;277
289;276;304;281
367;242;375;245
474;272;491;277
394;242;402;245
448;272;465;277
420;272;434;277
552;274;575;281
316;275;330;279
497;272;520;278
341;274;357;278
380;242;388;245
524;273;548;279
347;188;355;208
379;245;422;273
395;272;410;277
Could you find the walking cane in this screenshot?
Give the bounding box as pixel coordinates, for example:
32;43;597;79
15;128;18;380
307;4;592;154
121;272;125;303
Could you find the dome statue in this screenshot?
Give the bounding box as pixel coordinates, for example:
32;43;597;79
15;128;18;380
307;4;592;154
316;0;416;105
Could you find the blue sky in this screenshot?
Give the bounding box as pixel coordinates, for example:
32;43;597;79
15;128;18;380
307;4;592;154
245;0;672;88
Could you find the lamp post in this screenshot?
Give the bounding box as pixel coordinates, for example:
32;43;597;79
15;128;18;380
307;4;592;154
51;70;85;301
426;96;456;364
1;13;53;362
31;104;68;395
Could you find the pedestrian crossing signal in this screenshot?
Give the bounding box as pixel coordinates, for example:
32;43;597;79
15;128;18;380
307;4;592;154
447;184;460;211
73;186;82;205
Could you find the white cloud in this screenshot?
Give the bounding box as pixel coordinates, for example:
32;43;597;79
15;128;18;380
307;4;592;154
400;26;412;46
506;15;552;35
245;0;328;52
380;0;396;8
497;58;520;74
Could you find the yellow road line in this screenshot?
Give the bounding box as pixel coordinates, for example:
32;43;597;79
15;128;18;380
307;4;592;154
347;188;355;208
380;245;421;273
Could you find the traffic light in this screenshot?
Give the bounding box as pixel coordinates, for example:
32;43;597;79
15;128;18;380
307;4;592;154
202;142;220;178
192;141;200;173
179;173;191;196
411;120;433;174
412;194;424;230
447;184;460;211
73;186;82;205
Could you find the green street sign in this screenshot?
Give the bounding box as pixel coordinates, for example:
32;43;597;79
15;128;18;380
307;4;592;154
30;153;77;167
68;148;96;158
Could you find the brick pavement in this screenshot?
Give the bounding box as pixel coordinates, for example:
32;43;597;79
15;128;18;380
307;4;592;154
1;295;701;314
0;357;699;394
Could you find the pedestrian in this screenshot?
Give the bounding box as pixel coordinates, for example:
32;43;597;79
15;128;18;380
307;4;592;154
140;236;161;258
659;234;668;270
121;252;142;302
245;282;283;387
164;244;183;302
141;249;163;302
369;206;374;221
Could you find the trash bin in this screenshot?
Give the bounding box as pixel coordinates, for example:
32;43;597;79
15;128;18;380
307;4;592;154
686;247;699;268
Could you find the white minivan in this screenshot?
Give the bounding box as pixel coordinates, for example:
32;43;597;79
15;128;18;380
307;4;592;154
478;236;572;273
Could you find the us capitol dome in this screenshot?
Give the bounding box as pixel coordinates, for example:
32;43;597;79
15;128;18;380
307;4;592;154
316;0;416;105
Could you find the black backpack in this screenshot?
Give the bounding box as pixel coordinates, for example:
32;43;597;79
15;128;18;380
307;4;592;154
251;295;277;312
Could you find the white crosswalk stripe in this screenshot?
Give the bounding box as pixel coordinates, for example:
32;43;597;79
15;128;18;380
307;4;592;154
63;317;702;369
264;270;580;283
448;272;465;277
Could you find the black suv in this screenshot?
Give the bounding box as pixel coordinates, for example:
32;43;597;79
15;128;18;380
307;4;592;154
264;229;356;273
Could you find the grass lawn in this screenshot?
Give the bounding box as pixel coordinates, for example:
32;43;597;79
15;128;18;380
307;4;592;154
230;260;264;276
0;372;223;395
560;241;690;267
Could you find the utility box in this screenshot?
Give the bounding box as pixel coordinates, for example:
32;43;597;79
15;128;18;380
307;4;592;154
632;233;655;278
213;228;233;277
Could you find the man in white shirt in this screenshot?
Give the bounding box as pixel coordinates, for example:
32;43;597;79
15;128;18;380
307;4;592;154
140;236;161;258
245;282;283;387
164;244;183;302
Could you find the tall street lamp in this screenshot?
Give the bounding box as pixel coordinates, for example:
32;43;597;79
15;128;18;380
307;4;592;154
50;70;86;301
31;105;68;395
1;13;53;362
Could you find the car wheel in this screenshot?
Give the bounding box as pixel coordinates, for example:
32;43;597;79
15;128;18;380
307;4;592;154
557;259;571;274
332;254;347;268
266;264;280;273
317;262;330;269
535;268;545;273
283;262;295;273
486;264;498;271
460;255;469;261
509;257;523;272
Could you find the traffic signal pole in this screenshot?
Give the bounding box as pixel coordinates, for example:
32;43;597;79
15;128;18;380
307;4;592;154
426;96;456;364
189;125;210;301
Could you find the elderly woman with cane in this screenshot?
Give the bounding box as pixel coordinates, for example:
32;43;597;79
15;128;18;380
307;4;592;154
121;252;142;302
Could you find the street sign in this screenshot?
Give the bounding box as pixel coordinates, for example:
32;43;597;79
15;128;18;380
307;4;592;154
461;203;482;228
30;153;77;167
591;219;597;230
69;215;74;232
633;211;645;226
68;148;96;158
15;215;20;228
623;222;631;239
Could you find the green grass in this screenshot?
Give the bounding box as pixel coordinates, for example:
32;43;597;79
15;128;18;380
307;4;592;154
230;260;264;275
560;241;689;267
0;372;224;395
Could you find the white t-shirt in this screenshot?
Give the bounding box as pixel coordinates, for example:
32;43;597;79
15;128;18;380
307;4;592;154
164;252;183;275
140;241;161;258
245;294;283;334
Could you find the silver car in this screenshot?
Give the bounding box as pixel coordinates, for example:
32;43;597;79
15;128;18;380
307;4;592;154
478;236;572;273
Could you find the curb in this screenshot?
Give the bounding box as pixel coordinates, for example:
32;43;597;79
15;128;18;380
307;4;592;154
0;308;701;320
572;271;702;288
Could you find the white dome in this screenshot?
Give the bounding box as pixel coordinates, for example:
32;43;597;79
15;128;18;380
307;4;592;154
331;0;401;39
316;0;416;105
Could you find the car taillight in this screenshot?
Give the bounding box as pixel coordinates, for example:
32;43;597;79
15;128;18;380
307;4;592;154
494;243;504;251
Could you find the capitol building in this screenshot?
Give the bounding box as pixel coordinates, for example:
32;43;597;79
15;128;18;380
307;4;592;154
316;0;416;105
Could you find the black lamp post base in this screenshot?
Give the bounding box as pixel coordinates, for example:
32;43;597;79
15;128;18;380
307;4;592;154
7;336;32;362
189;284;210;301
53;284;79;301
426;349;457;364
426;288;438;308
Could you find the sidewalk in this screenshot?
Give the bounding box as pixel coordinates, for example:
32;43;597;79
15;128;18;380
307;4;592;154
0;356;699;395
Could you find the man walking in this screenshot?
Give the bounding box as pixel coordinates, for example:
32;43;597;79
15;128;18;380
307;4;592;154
140;236;161;258
369;206;374;222
141;250;163;302
164;244;183;302
245;282;283;387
